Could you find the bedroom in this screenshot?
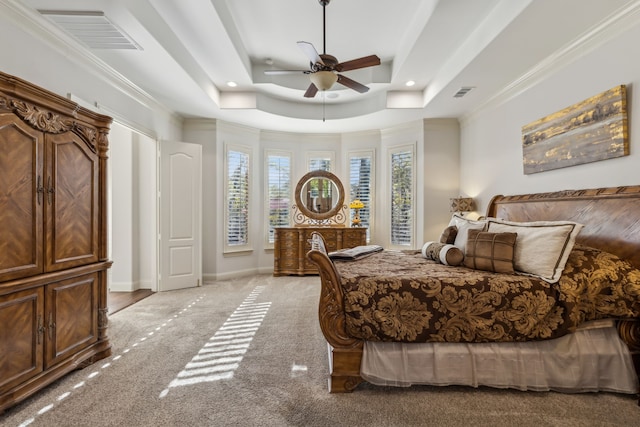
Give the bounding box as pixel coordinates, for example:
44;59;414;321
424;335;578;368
1;0;637;283
1;0;639;422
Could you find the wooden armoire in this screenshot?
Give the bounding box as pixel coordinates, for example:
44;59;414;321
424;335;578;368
0;72;113;412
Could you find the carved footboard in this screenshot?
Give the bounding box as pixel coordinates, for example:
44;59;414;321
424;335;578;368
617;320;640;405
307;232;364;392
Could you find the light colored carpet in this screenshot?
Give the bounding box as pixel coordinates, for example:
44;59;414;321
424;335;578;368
1;274;638;427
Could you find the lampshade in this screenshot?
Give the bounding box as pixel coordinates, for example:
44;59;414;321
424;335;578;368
449;197;474;213
310;71;338;91
349;199;364;209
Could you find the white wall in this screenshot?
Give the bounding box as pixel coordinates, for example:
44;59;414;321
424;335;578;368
109;123;158;292
460;17;640;213
109;124;134;291
182;119;218;282
135;132;158;290
423;119;461;241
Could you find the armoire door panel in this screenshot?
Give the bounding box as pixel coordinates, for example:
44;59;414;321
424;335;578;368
0;287;44;394
45;132;99;272
45;273;99;369
0;115;44;282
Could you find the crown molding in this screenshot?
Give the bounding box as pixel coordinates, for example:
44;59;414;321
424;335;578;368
1;1;176;120
460;0;640;127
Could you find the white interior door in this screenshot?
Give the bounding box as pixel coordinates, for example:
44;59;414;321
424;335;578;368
159;140;202;291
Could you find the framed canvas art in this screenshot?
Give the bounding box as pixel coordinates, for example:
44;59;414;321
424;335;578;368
522;85;628;174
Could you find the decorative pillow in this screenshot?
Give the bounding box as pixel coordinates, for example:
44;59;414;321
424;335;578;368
421;241;464;266
439;225;458;245
486;218;584;283
464;230;517;274
448;214;487;252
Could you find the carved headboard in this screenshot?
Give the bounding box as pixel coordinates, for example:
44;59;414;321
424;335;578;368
486;185;640;269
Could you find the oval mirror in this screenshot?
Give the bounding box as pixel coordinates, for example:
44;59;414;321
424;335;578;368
294;170;345;221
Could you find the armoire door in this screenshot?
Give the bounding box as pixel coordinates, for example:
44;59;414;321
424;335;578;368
0;114;44;282
44;132;99;272
44;272;99;369
0;287;44;395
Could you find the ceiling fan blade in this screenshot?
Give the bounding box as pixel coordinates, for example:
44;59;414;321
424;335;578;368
297;41;324;66
264;70;309;75
336;74;370;93
304;83;319;98
335;55;381;72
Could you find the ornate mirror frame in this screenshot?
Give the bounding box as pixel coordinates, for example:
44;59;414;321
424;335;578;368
293;170;346;224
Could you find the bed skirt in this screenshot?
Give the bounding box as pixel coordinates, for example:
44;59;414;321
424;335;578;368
361;320;639;394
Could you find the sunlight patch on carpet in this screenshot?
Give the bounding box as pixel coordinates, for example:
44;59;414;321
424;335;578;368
160;285;270;397
13;294;206;426
291;363;308;378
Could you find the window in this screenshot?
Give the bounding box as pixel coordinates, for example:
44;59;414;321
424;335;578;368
348;151;374;241
390;146;414;247
224;144;250;252
265;151;291;245
308;151;333;171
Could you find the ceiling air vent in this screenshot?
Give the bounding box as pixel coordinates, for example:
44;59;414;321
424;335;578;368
453;87;474;98
39;10;142;50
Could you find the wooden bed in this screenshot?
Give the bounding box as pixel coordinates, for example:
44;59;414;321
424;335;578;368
306;185;640;402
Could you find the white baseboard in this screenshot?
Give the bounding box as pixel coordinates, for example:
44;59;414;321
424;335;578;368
109;280;155;292
203;266;274;282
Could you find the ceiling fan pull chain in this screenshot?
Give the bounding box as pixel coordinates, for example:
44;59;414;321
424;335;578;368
323;95;326;122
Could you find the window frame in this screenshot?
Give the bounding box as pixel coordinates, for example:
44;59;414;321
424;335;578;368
264;149;292;248
306;151;334;172
224;142;252;253
388;144;415;248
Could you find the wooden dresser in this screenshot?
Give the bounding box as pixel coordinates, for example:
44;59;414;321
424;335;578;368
0;72;112;412
274;227;366;276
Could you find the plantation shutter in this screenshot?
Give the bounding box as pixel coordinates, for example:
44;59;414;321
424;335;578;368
390;149;413;246
226;149;249;248
267;153;291;243
309;157;331;172
349;154;373;240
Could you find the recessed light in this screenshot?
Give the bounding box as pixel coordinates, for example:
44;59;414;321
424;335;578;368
227;81;237;87
405;80;415;87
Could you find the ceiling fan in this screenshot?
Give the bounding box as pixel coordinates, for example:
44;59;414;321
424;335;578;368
264;0;381;98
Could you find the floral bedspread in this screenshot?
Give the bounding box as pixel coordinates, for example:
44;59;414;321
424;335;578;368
333;245;640;343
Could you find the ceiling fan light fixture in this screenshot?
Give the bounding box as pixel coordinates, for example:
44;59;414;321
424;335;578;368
310;71;338;91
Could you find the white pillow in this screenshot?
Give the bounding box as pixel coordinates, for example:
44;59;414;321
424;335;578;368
486;219;584;283
448;214;487;252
